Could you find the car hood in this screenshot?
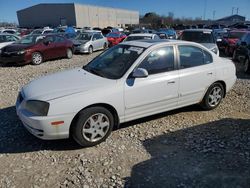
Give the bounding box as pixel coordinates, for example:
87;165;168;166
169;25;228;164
3;43;33;52
71;39;89;45
200;43;217;50
22;68;116;101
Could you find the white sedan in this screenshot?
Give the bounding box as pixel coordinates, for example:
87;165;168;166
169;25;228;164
0;33;20;49
16;40;236;147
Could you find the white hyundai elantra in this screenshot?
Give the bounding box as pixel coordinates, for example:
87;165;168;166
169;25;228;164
16;40;236;147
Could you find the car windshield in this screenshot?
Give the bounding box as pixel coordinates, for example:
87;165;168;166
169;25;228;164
228;32;245;39
83;44;145;79
125;36;152;41
15;35;44;45
75;33;92;40
181;31;215;43
106;33;120;38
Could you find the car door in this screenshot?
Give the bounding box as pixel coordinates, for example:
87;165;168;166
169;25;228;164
91;34;99;51
237;34;250;61
54;35;67;57
124;46;179;121
42;36;58;59
177;45;216;107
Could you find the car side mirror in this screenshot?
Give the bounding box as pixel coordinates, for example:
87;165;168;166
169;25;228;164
131;68;148;78
241;41;247;46
43;40;50;45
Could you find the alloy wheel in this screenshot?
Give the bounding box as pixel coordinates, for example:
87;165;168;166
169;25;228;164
32;52;42;65
82;113;110;142
208;86;223;107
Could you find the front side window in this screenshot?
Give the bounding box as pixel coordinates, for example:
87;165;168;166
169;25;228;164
83;44;145;79
178;45;213;69
138;46;175;75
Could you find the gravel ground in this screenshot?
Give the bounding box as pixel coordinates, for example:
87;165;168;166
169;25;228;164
0;53;249;188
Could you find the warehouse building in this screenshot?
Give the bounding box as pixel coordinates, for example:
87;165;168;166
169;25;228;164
17;3;139;28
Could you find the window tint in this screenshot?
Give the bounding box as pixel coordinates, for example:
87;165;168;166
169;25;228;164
138;46;175;75
44;36;55;43
178;46;212;69
92;34;99;40
55;36;65;42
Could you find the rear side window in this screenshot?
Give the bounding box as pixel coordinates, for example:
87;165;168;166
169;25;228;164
178;45;213;69
138;46;175;75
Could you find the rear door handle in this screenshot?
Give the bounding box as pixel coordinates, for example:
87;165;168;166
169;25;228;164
207;72;213;75
167;80;176;84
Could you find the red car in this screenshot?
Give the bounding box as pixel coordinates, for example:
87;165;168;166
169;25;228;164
0;34;73;65
106;32;127;47
223;30;250;56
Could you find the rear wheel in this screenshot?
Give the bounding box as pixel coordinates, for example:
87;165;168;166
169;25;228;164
72;107;114;147
31;52;43;65
66;48;73;59
244;58;250;73
88;46;93;54
200;83;224;110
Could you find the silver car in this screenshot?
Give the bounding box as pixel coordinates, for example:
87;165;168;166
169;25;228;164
73;31;108;54
179;29;220;56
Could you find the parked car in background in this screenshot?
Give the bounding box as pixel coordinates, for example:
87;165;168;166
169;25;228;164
102;28;119;36
72;31;108;54
0;34;73;65
16;40;236;147
0;33;20;49
30;28;53;35
0;28;19;35
222;30;249;56
155;32;168;39
123;33;160;42
232;32;250;73
106;32;127;47
179;29;219;56
158;28;177;39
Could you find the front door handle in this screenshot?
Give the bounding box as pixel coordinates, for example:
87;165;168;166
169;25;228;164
207;72;213;75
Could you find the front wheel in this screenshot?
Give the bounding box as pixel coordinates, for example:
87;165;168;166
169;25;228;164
88;46;93;54
31;52;43;65
200;83;224;110
72;107;114;147
244;58;250;73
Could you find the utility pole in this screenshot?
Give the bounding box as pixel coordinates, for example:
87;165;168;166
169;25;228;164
236;8;239;15
232;7;234;15
213;10;216;20
203;0;207;20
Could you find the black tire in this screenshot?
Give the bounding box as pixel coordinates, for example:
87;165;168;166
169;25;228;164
66;48;73;59
200;83;225;110
31;52;43;65
88;46;93;54
232;50;237;61
103;42;107;50
244;58;250;74
72;107;114;147
225;46;230;57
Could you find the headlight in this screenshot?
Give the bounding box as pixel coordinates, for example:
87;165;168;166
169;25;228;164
23;100;49;116
211;47;218;54
17;50;26;55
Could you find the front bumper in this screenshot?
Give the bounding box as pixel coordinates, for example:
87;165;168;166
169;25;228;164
16;99;75;140
74;45;89;53
0;54;28;64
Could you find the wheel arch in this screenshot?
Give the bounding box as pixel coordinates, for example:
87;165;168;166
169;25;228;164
203;80;227;99
69;103;120;136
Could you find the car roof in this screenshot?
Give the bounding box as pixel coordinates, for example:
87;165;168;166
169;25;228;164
230;29;250;33
0;33;17;36
184;29;213;32
128;33;155;37
122;39;196;48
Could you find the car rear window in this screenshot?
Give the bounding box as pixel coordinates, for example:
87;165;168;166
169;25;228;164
181;31;215;43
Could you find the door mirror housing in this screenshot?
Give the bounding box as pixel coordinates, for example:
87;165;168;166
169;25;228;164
43;40;50;45
131;68;149;78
